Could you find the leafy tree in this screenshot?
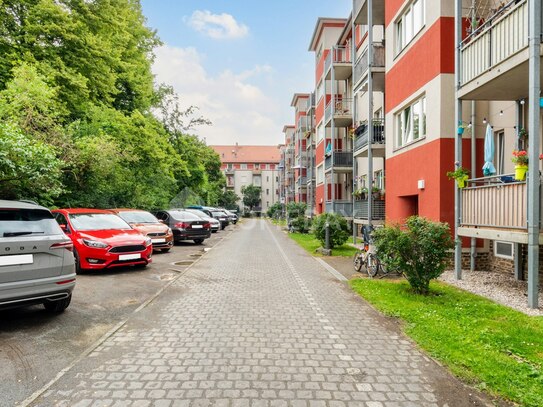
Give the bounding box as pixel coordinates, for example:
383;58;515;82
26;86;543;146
0;123;63;204
286;202;310;233
218;190;240;210
241;185;261;210
372;216;454;295
312;213;350;249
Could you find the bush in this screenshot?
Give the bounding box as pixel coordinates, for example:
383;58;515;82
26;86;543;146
286;202;310;233
267;202;282;219
312;213;350;249
372;216;454;294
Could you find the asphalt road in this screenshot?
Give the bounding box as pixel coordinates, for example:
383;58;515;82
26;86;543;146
0;225;235;407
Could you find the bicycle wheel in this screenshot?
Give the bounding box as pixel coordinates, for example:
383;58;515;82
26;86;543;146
366;253;379;278
353;251;363;272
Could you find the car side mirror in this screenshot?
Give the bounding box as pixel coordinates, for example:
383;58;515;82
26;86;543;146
59;224;70;233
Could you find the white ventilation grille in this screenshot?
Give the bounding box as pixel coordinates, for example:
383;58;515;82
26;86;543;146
494;241;514;260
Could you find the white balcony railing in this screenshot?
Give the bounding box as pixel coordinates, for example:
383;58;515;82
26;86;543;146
324;97;353;124
353;43;385;87
460;0;528;86
325;45;352;74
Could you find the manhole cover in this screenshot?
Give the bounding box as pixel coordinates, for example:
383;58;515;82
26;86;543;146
174;261;193;266
189;253;202;258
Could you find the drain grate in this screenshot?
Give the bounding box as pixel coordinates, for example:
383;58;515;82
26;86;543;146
174;260;194;266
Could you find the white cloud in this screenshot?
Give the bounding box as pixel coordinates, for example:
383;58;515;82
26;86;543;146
187;10;249;40
153;45;283;146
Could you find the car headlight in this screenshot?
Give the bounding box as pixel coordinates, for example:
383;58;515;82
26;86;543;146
82;239;109;249
167;228;172;234
144;237;152;246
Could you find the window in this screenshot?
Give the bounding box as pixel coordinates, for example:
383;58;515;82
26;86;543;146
316;80;325;102
255;163;260;169
227;163;233;170
316;164;324;185
266;189;269;195
316;124;325;144
266;176;269;182
276;176;279;182
494;241;514;260
396;96;426;148
241;163;247;170
262;164;268;170
374;170;384;190
396;0;425;54
495;131;505;174
254;176;262;186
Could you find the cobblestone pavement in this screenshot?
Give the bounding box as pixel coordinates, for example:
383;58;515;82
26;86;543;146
30;220;491;407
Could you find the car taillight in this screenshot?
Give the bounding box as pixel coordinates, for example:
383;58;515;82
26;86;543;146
204;223;211;229
50;241;74;252
175;222;190;229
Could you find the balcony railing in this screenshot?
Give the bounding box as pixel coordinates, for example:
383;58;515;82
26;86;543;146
354;200;386;221
325;201;353;217
297;116;308;132
324;45;352;74
354;119;385;152
461;174;532;230
325;151;354;171
324;97;353;124
297;177;307;186
460;0;529;86
353;43;385;87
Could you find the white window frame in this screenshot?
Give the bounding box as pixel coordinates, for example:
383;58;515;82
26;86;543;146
396;96;426;149
495;131;505;174
241;163;247;170
316;124;325;144
494;241;514;260
374;170;384;190
316;164;324;185
395;0;425;55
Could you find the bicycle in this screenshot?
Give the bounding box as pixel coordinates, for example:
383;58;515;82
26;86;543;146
353;225;380;278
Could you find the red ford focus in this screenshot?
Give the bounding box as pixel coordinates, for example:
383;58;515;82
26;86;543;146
51;209;152;273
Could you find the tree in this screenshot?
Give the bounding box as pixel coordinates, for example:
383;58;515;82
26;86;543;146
267;202;282;219
286;202;310;233
218;190;240;210
241;185;261;211
372;216;454;295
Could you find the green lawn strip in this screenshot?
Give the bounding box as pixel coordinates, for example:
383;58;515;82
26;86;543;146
288;232;357;258
349;279;543;406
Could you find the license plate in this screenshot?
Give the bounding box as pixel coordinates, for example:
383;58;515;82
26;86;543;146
192;225;203;229
0;254;33;267
119;253;141;261
151;238;166;243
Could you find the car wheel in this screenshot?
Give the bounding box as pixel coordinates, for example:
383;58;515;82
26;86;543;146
73;249;83;274
193;239;204;245
43;295;72;313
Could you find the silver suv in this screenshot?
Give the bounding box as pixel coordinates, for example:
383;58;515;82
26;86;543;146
0;200;76;312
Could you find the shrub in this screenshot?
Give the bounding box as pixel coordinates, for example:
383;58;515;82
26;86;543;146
267;202;282;219
312;213;350;249
286;202;310;233
372;216;454;294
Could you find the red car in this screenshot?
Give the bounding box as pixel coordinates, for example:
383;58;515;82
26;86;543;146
52;209;153;273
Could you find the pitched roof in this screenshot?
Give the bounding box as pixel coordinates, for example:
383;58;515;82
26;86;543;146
210;145;282;164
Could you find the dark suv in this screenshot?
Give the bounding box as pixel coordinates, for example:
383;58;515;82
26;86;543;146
154;210;211;244
0;200;76;312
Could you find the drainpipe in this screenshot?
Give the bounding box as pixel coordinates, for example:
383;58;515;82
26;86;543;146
470;101;476;272
352;20;358;244
367;0;374;230
515;100;523;280
331;52;336;214
454;0;463;280
527;0;540;309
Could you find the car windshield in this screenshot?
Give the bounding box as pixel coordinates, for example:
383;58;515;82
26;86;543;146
212;211;225;217
69;213;131;231
118;211;159;224
168;211;201;221
0;208;62;238
187;209;211;219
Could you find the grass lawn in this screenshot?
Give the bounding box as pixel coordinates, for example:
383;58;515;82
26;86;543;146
271;218;287;227
288;232;357;257
349;279;543;406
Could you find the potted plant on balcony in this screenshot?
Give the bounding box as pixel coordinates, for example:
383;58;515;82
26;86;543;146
446;167;470;188
371;186;381;200
512;150;528;180
353;187;367;200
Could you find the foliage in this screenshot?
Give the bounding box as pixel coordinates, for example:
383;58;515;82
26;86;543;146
312;213;351;249
372;216;454;294
217;190;240;211
286;202;310;233
241;185;261;210
267;202;283;219
289;232;357;258
512;150;528;166
0;123;63;204
350;279;543;407
446;166;470;180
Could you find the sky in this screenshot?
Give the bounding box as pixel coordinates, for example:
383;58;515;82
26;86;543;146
140;0;352;146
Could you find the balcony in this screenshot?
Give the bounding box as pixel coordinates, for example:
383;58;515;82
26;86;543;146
353;0;385;26
353;43;385;92
325;201;353;217
353;200;385;224
458;174;543;243
297;116;308;132
458;0;542;100
225;168;234;175
324;151;353;173
324;97;353;128
324;46;352;80
297;177;307;187
353;119;386;158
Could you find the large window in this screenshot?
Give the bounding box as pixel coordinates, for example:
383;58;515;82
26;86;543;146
316;124;325;144
396;0;425;54
316;164;324;185
316;80;325;102
396;96;426;148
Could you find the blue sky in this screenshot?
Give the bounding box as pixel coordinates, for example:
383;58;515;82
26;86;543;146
141;0;352;146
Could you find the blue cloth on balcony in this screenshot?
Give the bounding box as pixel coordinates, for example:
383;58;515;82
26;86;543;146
325;142;332;156
482;124;496;176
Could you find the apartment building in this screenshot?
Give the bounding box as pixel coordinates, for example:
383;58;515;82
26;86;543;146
280;126;296;206
211;144;281;213
291;94;310;204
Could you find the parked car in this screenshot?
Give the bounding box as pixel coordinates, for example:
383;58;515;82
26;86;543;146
184;209;220;233
111;208;174;252
154;210;211;244
0;200;75;312
220;208;238;224
187;206;230;230
52;209;152;273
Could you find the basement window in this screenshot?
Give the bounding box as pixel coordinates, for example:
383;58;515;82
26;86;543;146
494;241;514;260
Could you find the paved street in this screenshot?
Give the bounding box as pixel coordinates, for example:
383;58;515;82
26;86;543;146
21;220;489;407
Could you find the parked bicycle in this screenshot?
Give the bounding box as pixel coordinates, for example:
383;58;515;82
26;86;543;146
353;225;380;278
